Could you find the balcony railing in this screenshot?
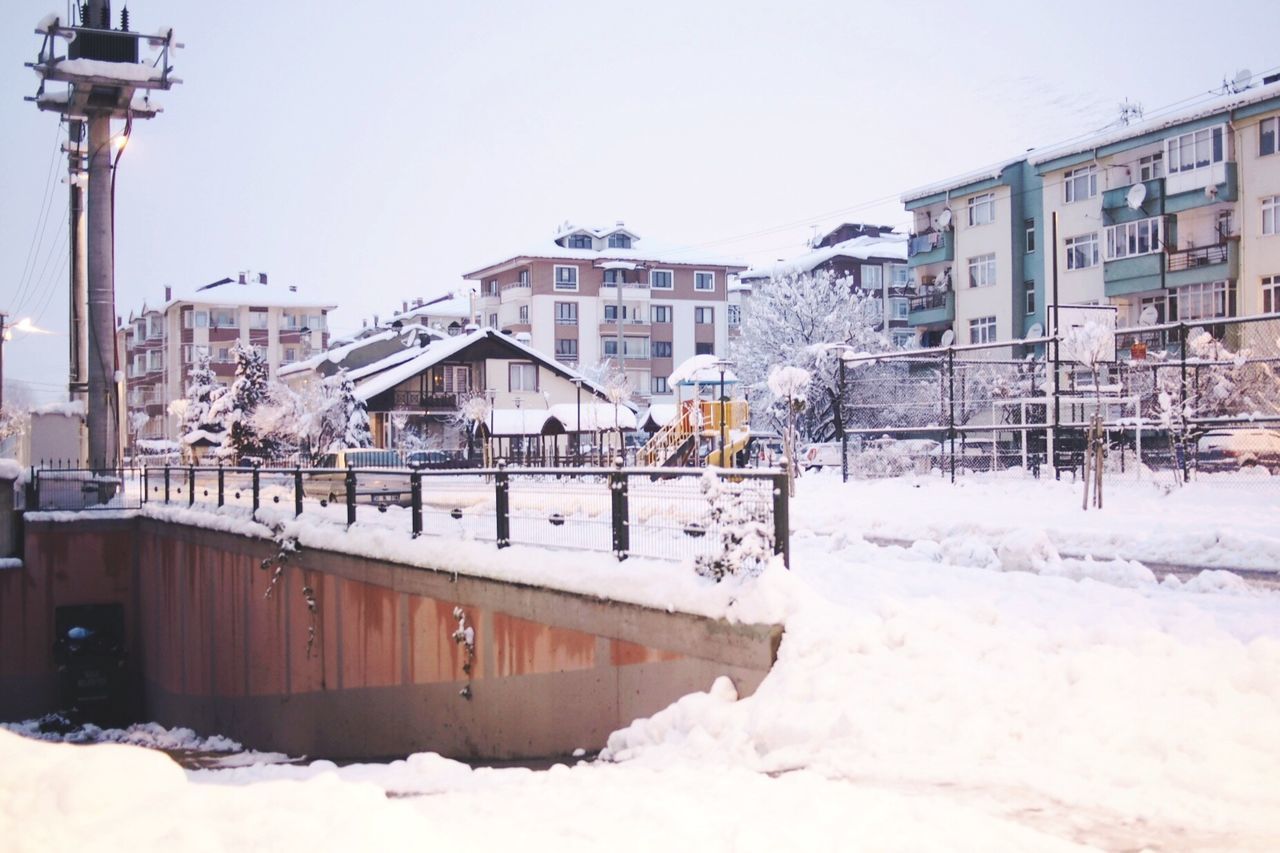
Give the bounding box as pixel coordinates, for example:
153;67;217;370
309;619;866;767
908;292;949;312
1166;243;1228;273
393;391;459;410
908;231;944;256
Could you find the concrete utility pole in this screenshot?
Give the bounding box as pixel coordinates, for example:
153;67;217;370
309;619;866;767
27;4;179;468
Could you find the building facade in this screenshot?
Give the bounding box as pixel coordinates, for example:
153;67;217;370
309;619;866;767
463;223;746;402
901;75;1280;348
121;272;334;444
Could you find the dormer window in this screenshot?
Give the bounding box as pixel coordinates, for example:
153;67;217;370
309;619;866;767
607;233;632;249
567;234;592;249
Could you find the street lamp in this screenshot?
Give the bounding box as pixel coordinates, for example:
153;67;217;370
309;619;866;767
514;395;524;465
570;376;584;464
485;387;496;465
714;358;734;468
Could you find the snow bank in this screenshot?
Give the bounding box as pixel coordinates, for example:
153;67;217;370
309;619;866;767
31;400;84;417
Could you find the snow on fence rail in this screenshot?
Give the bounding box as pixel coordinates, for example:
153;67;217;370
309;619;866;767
27;463;790;567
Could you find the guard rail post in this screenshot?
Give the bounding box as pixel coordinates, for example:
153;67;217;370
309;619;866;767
410;471;423;538
494;462;510;548
345;466;356;527
610;459;629;560
773;466;790;569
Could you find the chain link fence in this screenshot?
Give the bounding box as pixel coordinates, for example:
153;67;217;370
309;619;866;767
838;314;1280;484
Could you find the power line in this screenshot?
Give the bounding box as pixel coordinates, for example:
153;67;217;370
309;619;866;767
11;122;66;313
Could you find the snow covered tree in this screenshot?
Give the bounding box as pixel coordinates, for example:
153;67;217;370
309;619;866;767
330;370;372;449
733;270;887;442
176;352;226;451
768;365;810;494
210;342;280;462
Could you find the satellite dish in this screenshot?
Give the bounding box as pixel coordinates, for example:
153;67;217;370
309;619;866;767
1026;322;1044;339
940;329;956;347
1233;68;1253;92
1126;183;1147;211
1204;184;1219;199
936;208;953;229
1139;305;1158;326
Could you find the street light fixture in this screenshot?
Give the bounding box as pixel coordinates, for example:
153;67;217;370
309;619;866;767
485;387;496;465
713;358;734;468
570;376;584;465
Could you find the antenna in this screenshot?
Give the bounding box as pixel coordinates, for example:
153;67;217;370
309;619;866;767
936;208;953;230
1126;182;1147;211
940;329;956;347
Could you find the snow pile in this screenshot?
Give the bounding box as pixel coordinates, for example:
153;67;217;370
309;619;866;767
31;400;84;417
2;719;241;752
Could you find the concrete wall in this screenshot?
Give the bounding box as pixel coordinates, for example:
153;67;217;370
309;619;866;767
3;516;780;761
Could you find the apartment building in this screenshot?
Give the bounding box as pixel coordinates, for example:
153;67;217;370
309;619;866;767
120;272;335;443
900;73;1280;348
738;223;912;346
463;222;746;401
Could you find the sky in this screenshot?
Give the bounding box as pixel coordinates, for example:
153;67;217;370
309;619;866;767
2;0;1278;404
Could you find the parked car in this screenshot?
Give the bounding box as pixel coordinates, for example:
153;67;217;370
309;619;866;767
304;448;408;503
1194;429;1280;473
850;437;941;477
799;442;844;471
406;449;472;469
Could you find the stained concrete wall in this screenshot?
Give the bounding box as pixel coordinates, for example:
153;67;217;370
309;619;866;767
3;516;780;761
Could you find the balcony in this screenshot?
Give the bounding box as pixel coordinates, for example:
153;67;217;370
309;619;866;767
1165;241;1237;289
600;281;651;300
906;290;955;327
1102;178;1164;224
1103;252;1163;298
500;281;531;303
907;230;953;269
393;391;459;410
1165;162;1237;212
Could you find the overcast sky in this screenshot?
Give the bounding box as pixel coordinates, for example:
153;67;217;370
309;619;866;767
3;0;1277;403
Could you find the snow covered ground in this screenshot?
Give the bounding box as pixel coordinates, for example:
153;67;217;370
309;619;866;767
5;471;1280;851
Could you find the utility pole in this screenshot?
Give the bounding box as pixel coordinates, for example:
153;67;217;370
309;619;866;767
27;5;179;469
68;119;88;405
0;312;7;409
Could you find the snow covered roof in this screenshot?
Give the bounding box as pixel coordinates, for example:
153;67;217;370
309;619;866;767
389;292;473;323
463;226;748;278
1029;79;1280;166
547;403;638;432
668;355;738;387
739;233;908;281
901;157;1025;205
353;327;636;411
638;404;678;430
130;275;336;318
279;330;401;378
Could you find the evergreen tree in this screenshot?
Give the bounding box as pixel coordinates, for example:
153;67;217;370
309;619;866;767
331;370;373;449
210;342;278;461
180;352;225;442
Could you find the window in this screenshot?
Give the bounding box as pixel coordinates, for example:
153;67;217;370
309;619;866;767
147;315;163;338
147;350;163;371
210;307;237;329
728;304;742;326
968;316;996;344
604;304;621;323
308;314;326;331
216;347;231;363
651;376;669;394
1025;219;1036;253
1176;280;1234;321
555;338;578;360
1138;152;1164;181
862;265;883;290
486;280;498;297
695;342;714;355
1263;275;1280;314
518;305;529;322
1105;217;1163;260
650;269;673;290
1064;165;1098;203
1065;233;1100;270
249;310;268;330
1262;117;1279;158
602;338;619;357
694;307;715;324
607;233;631;249
650;304;672;324
890;264;910;286
282;312;301;330
1264;196;1279;236
487;313;498;328
554;265;578;290
567;234;592;249
555;301;578;325
967;193;995;226
1024;281;1036;315
889;297;909;320
603;268;625;285
283;347;297;364
624;336;648;358
967;254;996;288
652;341;673;358
183;310;209;330
132;354;145;376
1167;125;1224;173
694;271;715;291
891;330;915;348
134;321;145;339
509;362;538;392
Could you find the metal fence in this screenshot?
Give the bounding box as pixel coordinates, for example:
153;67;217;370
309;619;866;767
28;463;790;567
837;314;1280;484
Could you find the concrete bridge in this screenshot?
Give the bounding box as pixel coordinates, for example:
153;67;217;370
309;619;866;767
0;507;780;761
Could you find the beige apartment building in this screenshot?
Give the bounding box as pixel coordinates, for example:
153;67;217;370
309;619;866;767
121;272;334;444
463;222;747;401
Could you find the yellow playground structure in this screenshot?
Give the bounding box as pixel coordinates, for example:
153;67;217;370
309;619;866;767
636;357;751;468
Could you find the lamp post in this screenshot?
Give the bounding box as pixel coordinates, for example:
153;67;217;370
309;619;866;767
514;395;524;466
485;387;496;465
714;358;733;468
570;376;584;465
